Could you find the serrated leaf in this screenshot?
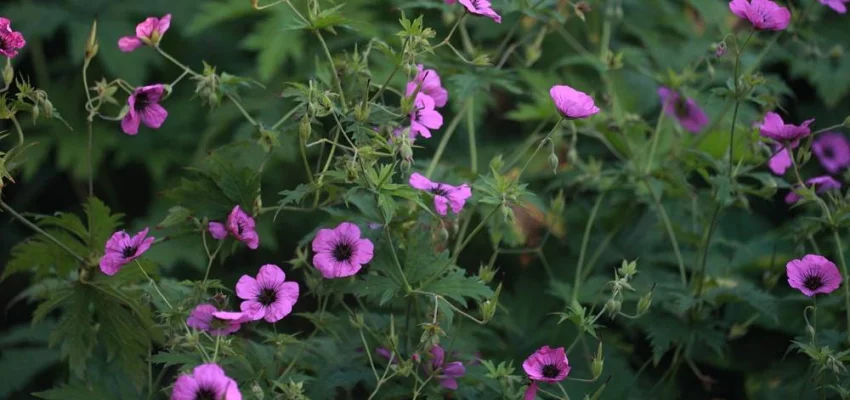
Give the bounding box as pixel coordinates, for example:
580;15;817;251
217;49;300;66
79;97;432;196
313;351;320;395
420;270;494;306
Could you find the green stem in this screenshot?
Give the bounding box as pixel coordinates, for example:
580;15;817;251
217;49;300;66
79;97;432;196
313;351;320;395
643;178;687;285
385;230;411;292
645;110;665;174
573;193;605;303
0;200;86;263
425;101;469;177
135;260;174;310
453;206;499;261
315;31;347;110
694;204;721;297
225;93;258;126
87;121;94;198
830;229;850;344
10;115;24;146
467;100;477;174
271;106;300;130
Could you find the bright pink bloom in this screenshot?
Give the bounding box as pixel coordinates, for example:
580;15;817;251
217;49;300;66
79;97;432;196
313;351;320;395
311;222;374;279
0;18;26;58
208;205;259;249
786;254;842;297
408;173;472;216
405;65;449;108
236;264;299;323
819;0;849;13
658;87;709;133
758;112;814;144
119;14;172;52
100;228;155;275
785;175;841;204
410;93;443;139
186;304;249;336
549;85;600;119
171;363;241;400
522;346;571;400
458;0;502;23
767;144;793;176
121;84;168;135
729;0;791;31
427;345;466;390
813;132;850;174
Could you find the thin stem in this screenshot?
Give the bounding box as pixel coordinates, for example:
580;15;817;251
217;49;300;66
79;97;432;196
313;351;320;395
434;13;467;49
10;114;24;146
0;200;86;263
425;101;469;177
385;229;412;292
87;121;94;198
830;229;850;344
315;31;347;110
360;329;380;381
202;237;224;284
467;100;477;174
728;30;754;178
643;178;687;285
694;205;721;297
271;106;301;130
225;93;258;126
454;206;499;260
135;260;174;310
573;193;605;303
645;110;665;174
213;335;221;362
517;118;563;181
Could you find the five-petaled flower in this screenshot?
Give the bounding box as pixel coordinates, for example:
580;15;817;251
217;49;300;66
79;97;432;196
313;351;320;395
658;87;709;134
522;345;571;400
209;205;260;250
236;264;299;323
171;363;242;400
819;0;850;14
785;175;841;204
119;14;172;52
729;0;791;31
813;132;850;174
0;17;26;59
122;84;169;135
786;254;842;297
100;227;155;275
311;222;375;279
549;85;600;119
187;304;250;336
409;173;472;216
758;112;814;144
458;0;502;23
406;65;449;109
409;93;444;139
427;345;466;390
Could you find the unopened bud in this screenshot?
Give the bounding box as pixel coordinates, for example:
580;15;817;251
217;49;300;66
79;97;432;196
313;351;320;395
714;41;727;58
437;227;449;243
480;299;497;322
548;153;559;174
400;138;413;161
2;60;13;87
354;102;370;122
728;323;749;339
85;20;99;61
349;313;365;329
604;299;621;317
251;382;265;400
591;342;604;380
299;115;312;141
478;265;497;284
637;291;652;315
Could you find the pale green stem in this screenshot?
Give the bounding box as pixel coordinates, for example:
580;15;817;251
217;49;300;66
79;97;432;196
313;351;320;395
573;193;605;303
0;200;86;263
315;31;347;110
425;101;469;177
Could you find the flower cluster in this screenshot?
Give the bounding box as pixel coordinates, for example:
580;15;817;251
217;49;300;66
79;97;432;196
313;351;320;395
404;65;448;140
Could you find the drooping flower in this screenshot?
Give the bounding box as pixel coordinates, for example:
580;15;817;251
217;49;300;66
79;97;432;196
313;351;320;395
458;0;502;23
427;345;466;390
729;0;791;31
235;264;299;323
311;222;375;279
522;346;571;400
549;85;600;119
409;173;472;216
0;18;26;58
171;363;242;400
786;254;842;297
405;65;449;108
121;84;169;135
409;93;443;139
657;87;709;133
767;144;793;176
186;304;250;336
208;205;259;249
819;0;850;14
813;132;850;174
119;14;172;52
100;228;155;275
758;112;814;144
785;175;841;204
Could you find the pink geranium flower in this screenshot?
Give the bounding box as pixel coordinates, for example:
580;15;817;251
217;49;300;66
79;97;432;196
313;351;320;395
0;18;26;58
236;264;299;323
121;84;169;135
311;222;375;278
186;304;250;336
208;205;260;249
549;85;600;119
119;14;172;52
785;175;841;204
405;65;449;108
786;254;842;297
767;144;794;176
409;173;472;216
410;93;444;139
658;87;709;133
819;0;849;13
458;0;502;23
427;345;466;390
729;0;791;31
99;228;155;275
758;112;814;144
522;346;571;400
813;132;850;174
171;363;242;400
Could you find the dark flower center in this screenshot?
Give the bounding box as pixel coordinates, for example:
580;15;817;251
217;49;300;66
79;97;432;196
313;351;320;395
541;364;560;379
122;245;137;258
0;36;6;50
258;288;277;306
430;185;449;196
134;92;151;111
822;146;836;160
235;220;244;235
194;387;218;400
333;241;354;262
674;97;690;118
803;273;824;291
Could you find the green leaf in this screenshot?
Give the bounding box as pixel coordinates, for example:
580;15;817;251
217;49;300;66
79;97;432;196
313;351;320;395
242;10;306;81
85;197;124;251
354;275;401;306
638;310;691;365
33;382;110;400
420;270;494;306
402;229;447;284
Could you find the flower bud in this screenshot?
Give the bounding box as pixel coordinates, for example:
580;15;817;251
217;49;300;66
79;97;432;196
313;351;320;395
349;312;365;329
714;41;727;58
354;102;370;122
548;153;559;174
604;298;621;317
480;299;497;322
478;264;497;283
591;342;604;380
728;323;748;339
637;291;652;315
85;20;99;61
299;115;312;142
400;138;413;161
2;60;13;88
251;382;265;400
437;226;449;243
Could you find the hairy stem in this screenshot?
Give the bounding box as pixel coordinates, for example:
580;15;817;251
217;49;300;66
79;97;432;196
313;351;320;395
0;200;86;263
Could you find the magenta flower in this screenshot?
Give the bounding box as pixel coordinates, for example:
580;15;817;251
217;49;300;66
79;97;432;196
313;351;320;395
409;173;472;216
813;132;850;174
522;346;571;400
758;112;814;144
208;205;259;249
729;0;791;31
549;85;600;119
99;228;155;276
0;18;26;58
767;144;793;176
427;345;466;390
171;363;242;400
376;347;398;364
458;0;502;23
235;264;299;323
786;254;842;297
406;65;449;108
186;304;250;336
119;14;172;52
121;84;168;135
658;87;709;133
785;175;841;204
409;93;443;139
819;0;849;13
311;222;375;279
